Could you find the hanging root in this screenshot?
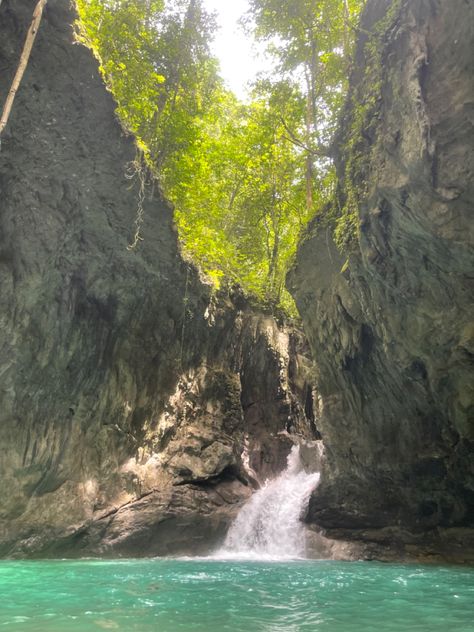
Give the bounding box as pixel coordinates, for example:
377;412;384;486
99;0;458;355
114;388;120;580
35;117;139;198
126;150;149;250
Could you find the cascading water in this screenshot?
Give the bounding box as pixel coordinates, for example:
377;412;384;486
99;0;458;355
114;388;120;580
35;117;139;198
217;444;320;560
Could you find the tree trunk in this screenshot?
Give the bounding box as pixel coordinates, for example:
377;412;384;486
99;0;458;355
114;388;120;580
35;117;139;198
304;68;314;211
343;0;350;61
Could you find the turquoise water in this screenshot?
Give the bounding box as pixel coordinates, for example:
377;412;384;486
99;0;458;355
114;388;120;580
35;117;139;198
0;559;473;631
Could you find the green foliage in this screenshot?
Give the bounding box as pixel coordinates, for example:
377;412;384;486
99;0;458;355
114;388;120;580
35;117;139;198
246;0;363;145
168;87;312;312
76;0;218;169
76;0;364;314
245;0;364;255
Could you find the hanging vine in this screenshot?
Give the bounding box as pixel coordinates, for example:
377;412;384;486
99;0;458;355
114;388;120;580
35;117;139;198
126;150;150;250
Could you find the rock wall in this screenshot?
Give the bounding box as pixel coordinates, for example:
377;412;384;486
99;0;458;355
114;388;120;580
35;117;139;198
289;0;474;561
0;0;315;557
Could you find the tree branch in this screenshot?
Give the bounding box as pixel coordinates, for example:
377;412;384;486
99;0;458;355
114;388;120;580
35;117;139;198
0;0;47;138
279;116;331;157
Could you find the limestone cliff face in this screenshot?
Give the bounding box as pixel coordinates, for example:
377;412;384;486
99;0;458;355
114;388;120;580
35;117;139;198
0;0;315;557
289;0;474;559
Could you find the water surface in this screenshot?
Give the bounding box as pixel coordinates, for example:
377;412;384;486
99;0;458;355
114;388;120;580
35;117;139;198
0;559;473;631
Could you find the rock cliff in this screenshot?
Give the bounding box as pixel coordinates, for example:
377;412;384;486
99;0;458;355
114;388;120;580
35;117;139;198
0;0;315;557
3;0;472;563
289;0;474;561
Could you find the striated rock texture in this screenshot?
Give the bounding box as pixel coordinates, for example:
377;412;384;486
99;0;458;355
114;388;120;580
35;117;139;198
289;0;474;561
0;0;315;557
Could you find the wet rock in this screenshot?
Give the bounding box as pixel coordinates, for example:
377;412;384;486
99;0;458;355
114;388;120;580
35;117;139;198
289;0;474;554
0;0;316;557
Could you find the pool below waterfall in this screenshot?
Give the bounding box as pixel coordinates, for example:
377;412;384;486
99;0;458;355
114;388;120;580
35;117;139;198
0;558;473;631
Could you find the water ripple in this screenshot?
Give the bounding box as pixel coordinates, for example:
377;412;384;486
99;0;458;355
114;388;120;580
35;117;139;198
0;559;473;631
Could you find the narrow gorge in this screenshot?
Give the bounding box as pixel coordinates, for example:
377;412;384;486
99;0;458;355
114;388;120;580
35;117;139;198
0;0;472;566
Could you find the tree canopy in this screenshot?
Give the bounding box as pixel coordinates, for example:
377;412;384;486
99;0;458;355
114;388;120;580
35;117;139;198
76;0;363;314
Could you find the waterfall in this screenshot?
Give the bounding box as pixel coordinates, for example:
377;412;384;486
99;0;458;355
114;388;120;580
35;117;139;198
216;444;320;560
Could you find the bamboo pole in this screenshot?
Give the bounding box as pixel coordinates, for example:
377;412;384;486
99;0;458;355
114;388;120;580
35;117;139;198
0;0;47;137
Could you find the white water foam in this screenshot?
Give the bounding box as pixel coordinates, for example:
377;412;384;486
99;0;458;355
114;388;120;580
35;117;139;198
215;444;320;560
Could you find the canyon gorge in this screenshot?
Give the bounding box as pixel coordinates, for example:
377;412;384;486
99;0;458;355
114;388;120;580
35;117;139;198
0;0;472;563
